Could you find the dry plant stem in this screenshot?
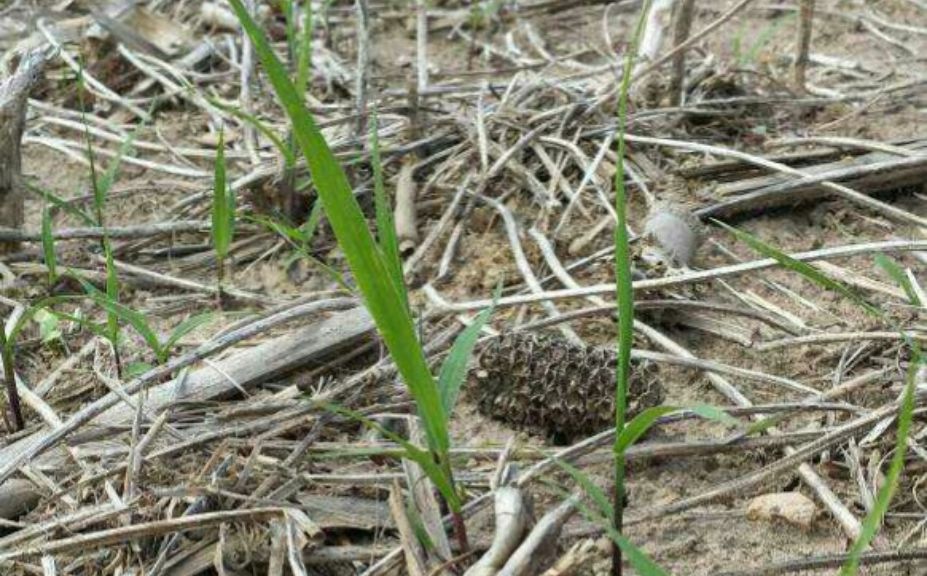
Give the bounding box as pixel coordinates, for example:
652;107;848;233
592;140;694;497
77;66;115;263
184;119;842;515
670;0;695;105
0;299;364;487
621;133;927;228
603;0;755;95
355;0;370;136
466;487;528;576
395;160;419;254
497;494;578;576
0;220;220;241
475;195;582;344
94;255;272;305
795;0;815;92
416;0;429;93
429;239;927;312
239;0;259;165
0;335;23;431
36;20;150;121
0;47;48;255
389;480;428;576
0;508;286;562
716;548;927;576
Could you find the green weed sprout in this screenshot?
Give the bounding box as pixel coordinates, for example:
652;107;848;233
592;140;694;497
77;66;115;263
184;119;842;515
76;63;135;378
69;275;217;371
611;1;651;573
211;129;236;303
229;0;496;551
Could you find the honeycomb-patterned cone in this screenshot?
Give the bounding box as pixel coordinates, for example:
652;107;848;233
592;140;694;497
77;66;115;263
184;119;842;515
471;332;664;444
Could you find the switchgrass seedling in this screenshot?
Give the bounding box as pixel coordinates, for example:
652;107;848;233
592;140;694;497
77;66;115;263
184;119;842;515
611;1;651;573
230;0;496;549
71;275;219;369
41;201;57;286
211;129;236;304
76;62;138;378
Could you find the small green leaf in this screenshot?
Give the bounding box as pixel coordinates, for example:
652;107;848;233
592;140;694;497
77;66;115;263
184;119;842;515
26;182;95;226
687;404;740;428
163;312;220;358
714;219;879;316
614;406;678;454
73;274;162;359
212;128;234;264
33;309;61;343
208;99;295;166
126;361;154;378
41;205;57;285
437;287;499;416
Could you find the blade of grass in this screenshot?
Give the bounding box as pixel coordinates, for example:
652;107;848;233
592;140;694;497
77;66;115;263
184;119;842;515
212;128;235;290
437;290;498;416
612;2;651;574
369;110;407;309
41;203;57;285
25;182;96;226
162;312;221;361
325;403;459;509
295;0;313;97
208;99;295;166
229;0;449;466
713;219;879;316
841;347;921;574
72;273;163;360
554;461;668;576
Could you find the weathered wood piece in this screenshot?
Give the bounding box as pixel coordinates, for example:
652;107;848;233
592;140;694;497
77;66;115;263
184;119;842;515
0;47;49;255
0;306;375;520
695;144;927;220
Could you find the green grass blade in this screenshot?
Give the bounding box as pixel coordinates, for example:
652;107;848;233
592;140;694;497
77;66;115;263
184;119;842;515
212;129;233;264
300;199;324;249
326;403;459;509
208;99;295;166
296;0;313;97
612;2;651;566
614;404;739;455
25;182;96;226
437;297;497;417
714;219;879;316
73;274;162;358
248;212;351;291
555;461;669;576
688;404;741;428
41;204;57;285
163;312;221;358
841;347;921;574
875;254;922;307
614;406;678;454
369;111;407;308
229;0;449;462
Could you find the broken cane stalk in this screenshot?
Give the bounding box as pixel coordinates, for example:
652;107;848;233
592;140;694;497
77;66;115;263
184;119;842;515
465;487;529;576
497;494;579;576
395;159;419;255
